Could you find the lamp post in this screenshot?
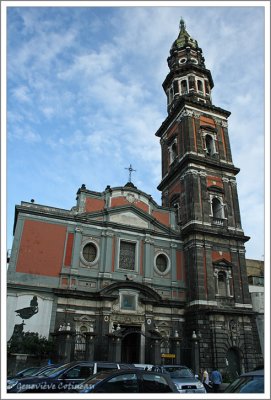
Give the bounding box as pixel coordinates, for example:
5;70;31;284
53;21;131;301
191;331;201;377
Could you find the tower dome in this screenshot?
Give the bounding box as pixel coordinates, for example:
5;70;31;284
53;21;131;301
171;18;199;51
163;18;214;113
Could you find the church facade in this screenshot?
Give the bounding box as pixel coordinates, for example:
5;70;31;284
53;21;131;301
7;19;263;377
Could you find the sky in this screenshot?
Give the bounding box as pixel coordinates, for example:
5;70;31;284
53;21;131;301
3;2;268;261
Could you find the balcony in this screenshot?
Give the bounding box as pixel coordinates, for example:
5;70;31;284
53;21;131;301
212;217;226;227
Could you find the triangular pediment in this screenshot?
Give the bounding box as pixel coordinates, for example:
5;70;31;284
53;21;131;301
109;209;148;228
82;205;177;235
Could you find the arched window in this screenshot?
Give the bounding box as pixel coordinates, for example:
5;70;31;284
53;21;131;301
218;271;227;296
168;87;174;104
197;80;203;93
170;194;180;227
205;134;215;155
204;80;210;95
212;197;224;219
169;140;178;164
201;129;217;157
171;142;177;160
214;263;233;298
181;80;188;94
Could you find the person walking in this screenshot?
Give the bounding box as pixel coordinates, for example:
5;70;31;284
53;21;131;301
202;368;210;391
210;367;223;393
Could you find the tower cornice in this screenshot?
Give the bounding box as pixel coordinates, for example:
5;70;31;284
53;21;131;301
155;97;231;138
180;222;250;243
157;153;240;191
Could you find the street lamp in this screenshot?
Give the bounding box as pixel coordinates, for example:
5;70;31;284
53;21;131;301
191;331;201;377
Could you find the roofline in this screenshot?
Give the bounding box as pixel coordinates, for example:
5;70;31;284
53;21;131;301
77;185;163;209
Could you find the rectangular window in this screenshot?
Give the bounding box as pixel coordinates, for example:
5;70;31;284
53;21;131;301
121;294;136;310
119;241;136;271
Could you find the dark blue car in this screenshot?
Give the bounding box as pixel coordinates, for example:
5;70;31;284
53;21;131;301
78;369;179;393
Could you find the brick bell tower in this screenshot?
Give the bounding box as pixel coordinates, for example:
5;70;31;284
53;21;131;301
155;19;263;375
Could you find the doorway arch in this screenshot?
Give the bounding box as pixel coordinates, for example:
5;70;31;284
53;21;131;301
121;331;141;363
226;347;241;380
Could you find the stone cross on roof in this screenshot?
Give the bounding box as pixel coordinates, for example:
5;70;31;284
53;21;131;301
125;164;136;183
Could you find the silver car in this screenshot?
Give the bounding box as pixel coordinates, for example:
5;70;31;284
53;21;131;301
155;365;206;393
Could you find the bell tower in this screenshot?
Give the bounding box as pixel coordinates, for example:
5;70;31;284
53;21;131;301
155;19;263;373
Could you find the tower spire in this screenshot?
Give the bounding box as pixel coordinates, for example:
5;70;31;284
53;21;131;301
179;17;186;32
163;19;212;114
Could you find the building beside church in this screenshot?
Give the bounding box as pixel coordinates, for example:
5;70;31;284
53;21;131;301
246;259;264;354
7;19;263;378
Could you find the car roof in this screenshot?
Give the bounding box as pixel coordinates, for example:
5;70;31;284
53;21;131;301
161;365;188;367
241;369;264;377
84;368;170;381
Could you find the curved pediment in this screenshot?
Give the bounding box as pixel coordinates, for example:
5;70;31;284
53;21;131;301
213;258;233;268
99;281;161;302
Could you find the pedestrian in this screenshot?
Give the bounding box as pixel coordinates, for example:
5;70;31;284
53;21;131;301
210;367;223;393
202;368;210;390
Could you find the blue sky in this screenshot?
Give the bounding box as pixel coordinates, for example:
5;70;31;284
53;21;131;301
4;2;268;260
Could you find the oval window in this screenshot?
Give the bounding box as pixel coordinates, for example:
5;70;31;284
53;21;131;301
179;58;187;64
190;58;198;64
82;243;97;263
156;254;168;273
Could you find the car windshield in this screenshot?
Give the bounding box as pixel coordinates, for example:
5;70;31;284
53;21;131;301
37;367;59;376
164;367;194;379
16;367;40;377
44;363;72;377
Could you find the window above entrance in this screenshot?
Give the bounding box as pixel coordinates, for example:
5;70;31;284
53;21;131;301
119;290;138;312
118;240;138;272
121;294;136;311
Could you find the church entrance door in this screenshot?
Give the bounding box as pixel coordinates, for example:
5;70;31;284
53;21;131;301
226;347;241;381
121;331;141;363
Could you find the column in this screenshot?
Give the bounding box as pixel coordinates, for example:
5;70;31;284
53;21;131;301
51;330;75;363
84;332;97;361
115;337;122;363
71;227;83;269
171;337;181;364
191;331;200;377
152;338;162;365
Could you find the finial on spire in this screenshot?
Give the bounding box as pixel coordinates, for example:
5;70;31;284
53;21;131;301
179;17;186;32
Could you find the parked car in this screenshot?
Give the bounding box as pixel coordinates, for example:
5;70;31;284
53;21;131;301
224;369;264;393
7;366;43;380
7;361;133;393
154;365;206;393
33;364;63;376
78;369;179;393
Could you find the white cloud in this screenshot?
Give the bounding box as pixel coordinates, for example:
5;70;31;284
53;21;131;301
11;85;31;103
8;124;41;143
5;5;266;261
